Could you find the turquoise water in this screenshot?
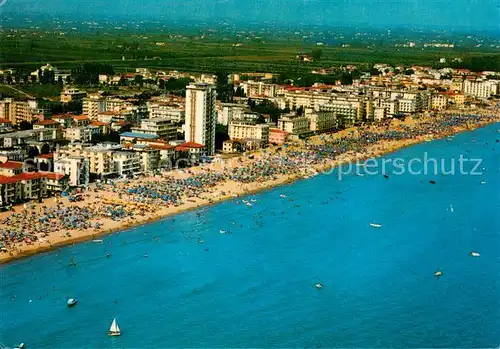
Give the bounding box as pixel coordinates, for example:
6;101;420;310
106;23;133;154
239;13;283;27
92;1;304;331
1;124;499;348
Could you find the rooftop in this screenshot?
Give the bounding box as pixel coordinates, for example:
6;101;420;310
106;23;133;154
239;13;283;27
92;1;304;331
0;161;23;169
120;132;158;139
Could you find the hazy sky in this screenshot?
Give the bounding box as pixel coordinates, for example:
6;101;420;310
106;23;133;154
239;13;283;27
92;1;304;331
2;0;499;31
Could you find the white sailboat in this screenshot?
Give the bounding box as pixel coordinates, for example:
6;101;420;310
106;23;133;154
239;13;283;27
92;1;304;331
108;318;121;336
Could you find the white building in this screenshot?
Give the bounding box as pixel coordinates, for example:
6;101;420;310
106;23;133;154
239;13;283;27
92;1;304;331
277;114;310;135
64;127;93;143
54;156;89;187
185;83;217;155
131;118;177;141
218;103;249;125
228;121;270;145
147;102;185;123
60;88;87;103
463;80;499;99
113;151;142;178
309;112;338;133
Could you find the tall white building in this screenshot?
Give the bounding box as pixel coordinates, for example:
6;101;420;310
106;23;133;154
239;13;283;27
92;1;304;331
463;80;498;99
185;83;217;155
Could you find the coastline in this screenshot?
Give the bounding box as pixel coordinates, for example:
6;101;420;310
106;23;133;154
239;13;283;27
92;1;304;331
1;114;498;265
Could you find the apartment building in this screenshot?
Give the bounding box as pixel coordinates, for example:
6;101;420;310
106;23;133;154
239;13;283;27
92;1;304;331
244;81;277;98
217;103;249;125
309;111;338;133
463;80;499;99
60;88;87;103
64;127;93;143
228;121;270;145
147;102;185;123
0;98;41;125
131;118;177;141
112;151;142;178
431;94;449;110
268;128;289;145
185;83;217;155
277;114;310;135
54;156;90;187
319;97;365;126
82;95;106;120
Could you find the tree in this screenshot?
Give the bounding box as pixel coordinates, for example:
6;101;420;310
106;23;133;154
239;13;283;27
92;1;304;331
215;124;230;150
234;86;245;98
57;76;64;86
158;79;165;90
312;48;323;61
65;75;72;85
19;121;33;130
28;146;39;158
40;143;51;154
405;69;415;75
296;106;304;116
216;72;233;103
340;72;353;85
134;75;144;87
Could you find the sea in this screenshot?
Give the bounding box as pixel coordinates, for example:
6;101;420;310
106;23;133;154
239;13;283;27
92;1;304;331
1;123;499;348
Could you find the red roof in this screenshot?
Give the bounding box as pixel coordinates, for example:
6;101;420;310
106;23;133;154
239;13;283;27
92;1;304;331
73;115;89;121
270;129;288;134
52;114;74;119
174;146;189;152
0;172;44;184
0;118;12;124
0;161;23;169
40;172;65;180
90;121;110;127
152;144;175;150
36;153;54;159
35;120;59;125
178;142;205;149
99;111;116;116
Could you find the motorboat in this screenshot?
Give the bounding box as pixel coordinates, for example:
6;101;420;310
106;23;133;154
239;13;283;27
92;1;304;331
92;239;103;243
434;270;443;277
315;283;323;289
280;194;287;198
219;229;226;234
67;298;77;307
469;251;480;257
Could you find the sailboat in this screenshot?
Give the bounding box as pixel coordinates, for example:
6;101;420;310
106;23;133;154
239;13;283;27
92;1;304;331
108;318;121;336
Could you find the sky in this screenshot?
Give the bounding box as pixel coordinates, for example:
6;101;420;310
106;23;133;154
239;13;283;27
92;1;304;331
1;0;499;32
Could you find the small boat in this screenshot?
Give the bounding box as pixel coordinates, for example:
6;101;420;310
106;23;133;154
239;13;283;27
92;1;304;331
369;223;382;228
93;239;103;243
219;229;226;234
245;202;253;207
67;298;77;307
15;343;25;349
480;181;486;184
429;180;436;184
315;283;323;289
108;318;121;336
279;194;287;198
434;270;443;278
469;251;480;257
450;205;454;213
250;199;257;203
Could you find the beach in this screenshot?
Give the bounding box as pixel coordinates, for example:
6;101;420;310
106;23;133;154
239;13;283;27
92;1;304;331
1;110;499;263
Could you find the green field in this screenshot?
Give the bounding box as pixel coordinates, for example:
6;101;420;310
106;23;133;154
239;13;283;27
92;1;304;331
1;30;499;74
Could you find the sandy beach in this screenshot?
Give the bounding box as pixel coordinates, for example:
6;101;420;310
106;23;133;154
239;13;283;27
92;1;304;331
1;110;498;264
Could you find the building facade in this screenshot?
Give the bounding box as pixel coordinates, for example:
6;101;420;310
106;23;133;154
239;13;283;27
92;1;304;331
185;83;217;155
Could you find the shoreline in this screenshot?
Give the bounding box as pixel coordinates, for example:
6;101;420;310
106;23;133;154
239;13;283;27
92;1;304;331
1;115;498;265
